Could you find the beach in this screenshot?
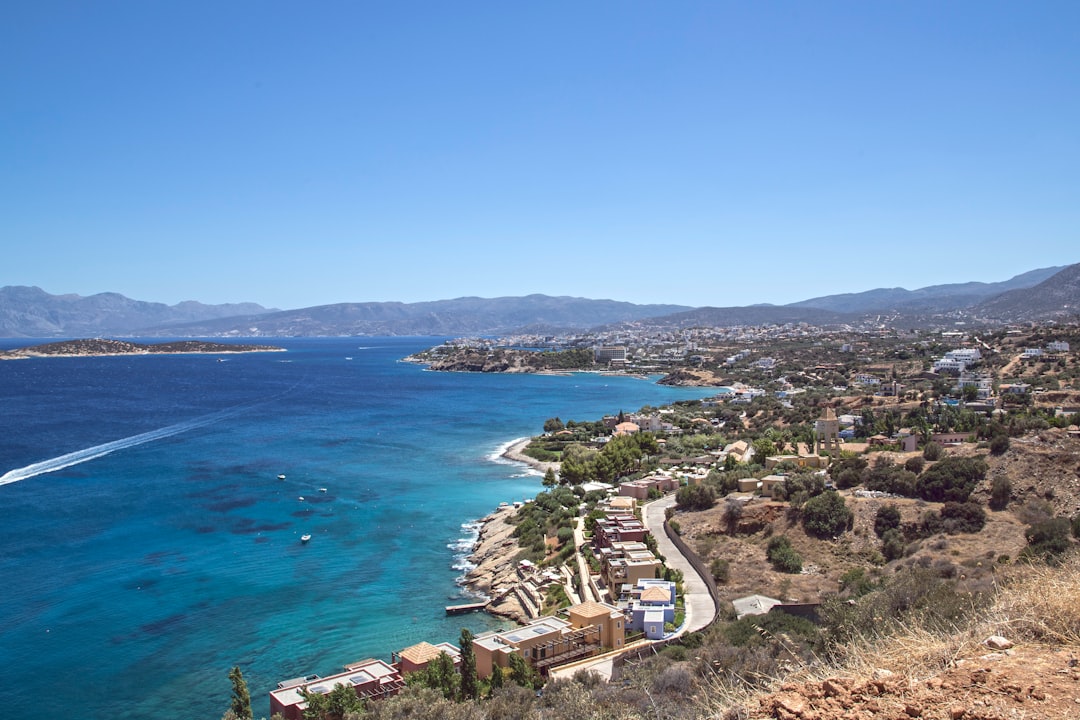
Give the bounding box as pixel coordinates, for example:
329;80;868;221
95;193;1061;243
500;436;559;475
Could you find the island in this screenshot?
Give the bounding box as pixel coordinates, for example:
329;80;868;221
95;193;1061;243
0;338;285;359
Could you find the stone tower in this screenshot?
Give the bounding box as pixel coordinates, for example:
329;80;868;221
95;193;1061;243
815;407;841;457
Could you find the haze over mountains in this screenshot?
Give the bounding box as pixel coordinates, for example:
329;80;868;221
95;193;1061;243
2;263;1077;338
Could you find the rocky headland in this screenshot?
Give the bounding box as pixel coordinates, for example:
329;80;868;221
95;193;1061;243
0;338;285;359
462;506;530;623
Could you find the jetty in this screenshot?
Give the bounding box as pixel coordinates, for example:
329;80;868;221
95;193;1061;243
444;601;487;616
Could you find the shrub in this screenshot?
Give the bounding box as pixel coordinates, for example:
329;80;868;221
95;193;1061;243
989;434;1010;455
766;535;803;573
710;557;731;584
874;504;901;537
989;476;1011;511
675;484;716;511
865;465;917;497
830;456;868;490
839;567;875;597
916;456;987;503
923;441;943;461
802;490;853;538
904;456;926;474
939;501;987;534
881;528;905;561
1023;517;1073;559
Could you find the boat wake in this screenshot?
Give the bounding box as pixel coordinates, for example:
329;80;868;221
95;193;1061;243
0;407;246;486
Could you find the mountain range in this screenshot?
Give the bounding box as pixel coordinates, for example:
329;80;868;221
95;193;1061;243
2;263;1078;338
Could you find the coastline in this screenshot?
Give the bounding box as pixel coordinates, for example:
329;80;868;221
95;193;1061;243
460;507;529;623
457;435;561;624
500;436;560;475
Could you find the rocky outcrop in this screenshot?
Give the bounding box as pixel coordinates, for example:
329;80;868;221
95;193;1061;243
462;508;529;623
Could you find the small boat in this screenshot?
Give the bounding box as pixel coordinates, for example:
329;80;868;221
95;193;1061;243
298;496;304;502
278;474;286;480
300;534;311;543
319;487;327;493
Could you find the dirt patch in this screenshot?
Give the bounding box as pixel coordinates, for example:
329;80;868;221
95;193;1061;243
746;644;1080;719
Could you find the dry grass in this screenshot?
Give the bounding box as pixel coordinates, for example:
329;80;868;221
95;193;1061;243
990;553;1080;645
693;553;1080;719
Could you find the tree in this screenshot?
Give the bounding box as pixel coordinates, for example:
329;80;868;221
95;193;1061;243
923;441;943;461
766;535;802;573
543;417;564;433
458;628;478;701
508;652;537;689
229;666;252;720
675;484;716;511
989;434;1010;456
915;456;987;503
299;683;364;720
802;490;853;538
487;664;504;693
874;504;901;538
989;476;1011;511
542;467;558;488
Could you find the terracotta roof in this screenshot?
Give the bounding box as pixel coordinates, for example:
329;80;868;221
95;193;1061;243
570;601;616;618
397;642;447;665
640;586;671;602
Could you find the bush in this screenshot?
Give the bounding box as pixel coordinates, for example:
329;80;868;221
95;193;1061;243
904;456;926;474
939;501;987;534
766;535;803;573
881;528;905;561
675;484;716;511
865;465;917;497
839;567;875;597
802;490;853;538
1023;517;1073;559
923;442;943;461
989;434;1010;456
989;476;1011;511
874;504;901;537
916;456;987;503
710;557;731;584
830;457;868;490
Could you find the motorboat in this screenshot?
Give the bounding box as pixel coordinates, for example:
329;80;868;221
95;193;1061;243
300;534;311;544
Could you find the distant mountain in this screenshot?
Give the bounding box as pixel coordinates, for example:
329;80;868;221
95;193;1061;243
138;295;693;337
0;286;275;338
971;263;1080;322
5;263;1078;339
618;305;856;330
787;266;1065;314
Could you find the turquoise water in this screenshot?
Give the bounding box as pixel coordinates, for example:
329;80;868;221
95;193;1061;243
0;337;714;719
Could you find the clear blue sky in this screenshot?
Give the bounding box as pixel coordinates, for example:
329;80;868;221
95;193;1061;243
2;1;1078;310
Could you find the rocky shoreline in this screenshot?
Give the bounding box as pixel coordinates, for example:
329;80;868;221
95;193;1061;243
457;436;561;624
460;507;529;622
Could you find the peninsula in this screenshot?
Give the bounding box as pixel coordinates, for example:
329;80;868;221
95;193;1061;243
0;338;285;359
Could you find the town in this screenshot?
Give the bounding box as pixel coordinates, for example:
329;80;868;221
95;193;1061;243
259;320;1080;719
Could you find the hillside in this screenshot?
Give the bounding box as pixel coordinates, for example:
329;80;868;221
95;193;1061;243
973;263;1080;322
788;266;1064;314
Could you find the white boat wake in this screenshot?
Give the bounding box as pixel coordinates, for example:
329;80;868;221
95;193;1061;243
0;407;244;486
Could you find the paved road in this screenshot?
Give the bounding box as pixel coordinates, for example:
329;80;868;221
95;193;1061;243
550;495;718;681
641;495;717;635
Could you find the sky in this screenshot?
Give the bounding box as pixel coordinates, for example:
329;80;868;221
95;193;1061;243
2;1;1078;311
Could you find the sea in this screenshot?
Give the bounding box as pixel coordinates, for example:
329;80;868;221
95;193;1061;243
0;337;715;719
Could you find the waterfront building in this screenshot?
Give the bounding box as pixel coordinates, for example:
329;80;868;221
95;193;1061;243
269;659;404;720
472;601;624;679
392;641;461;675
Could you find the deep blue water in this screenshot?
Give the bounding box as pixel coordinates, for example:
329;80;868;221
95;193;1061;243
0;337;713;719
